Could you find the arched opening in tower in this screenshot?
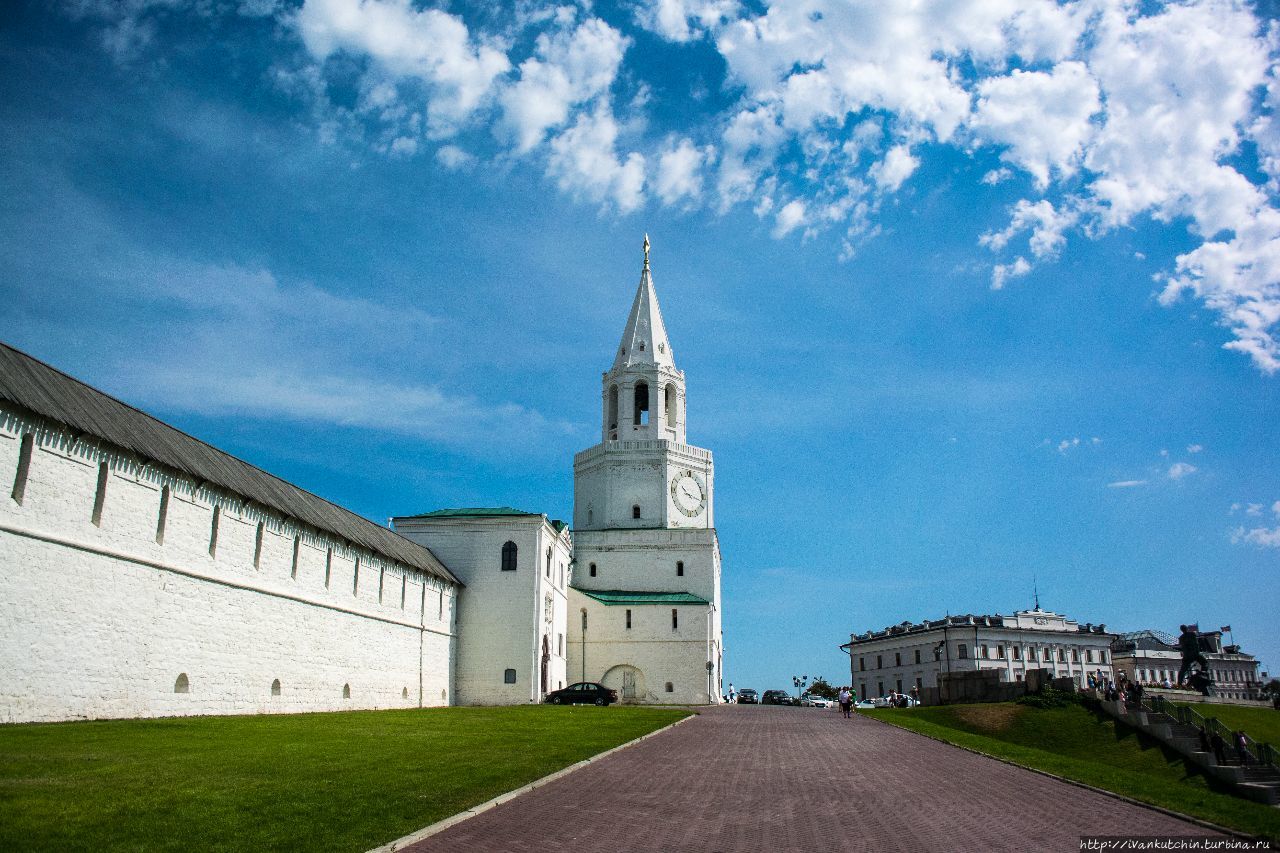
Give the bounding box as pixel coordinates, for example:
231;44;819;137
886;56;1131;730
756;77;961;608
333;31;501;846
634;382;649;426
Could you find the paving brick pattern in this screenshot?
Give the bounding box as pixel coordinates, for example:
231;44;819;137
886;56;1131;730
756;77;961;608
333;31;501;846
404;705;1215;852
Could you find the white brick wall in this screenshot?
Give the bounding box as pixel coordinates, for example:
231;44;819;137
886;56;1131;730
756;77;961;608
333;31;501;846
0;407;456;723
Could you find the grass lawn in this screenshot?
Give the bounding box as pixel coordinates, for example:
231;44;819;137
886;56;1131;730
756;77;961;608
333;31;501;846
864;702;1280;842
1170;703;1280;746
0;705;689;852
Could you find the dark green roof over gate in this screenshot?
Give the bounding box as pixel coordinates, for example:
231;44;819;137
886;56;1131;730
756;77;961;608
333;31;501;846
573;589;709;606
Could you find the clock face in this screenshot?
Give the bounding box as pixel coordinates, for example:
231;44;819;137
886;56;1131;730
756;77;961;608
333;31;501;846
670;469;706;517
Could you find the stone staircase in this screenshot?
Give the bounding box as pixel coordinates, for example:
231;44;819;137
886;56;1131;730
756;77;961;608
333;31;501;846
1096;696;1280;806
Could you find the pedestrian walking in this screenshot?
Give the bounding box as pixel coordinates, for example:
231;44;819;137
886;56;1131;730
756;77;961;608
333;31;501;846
1234;731;1252;766
838;686;852;719
1210;730;1228;765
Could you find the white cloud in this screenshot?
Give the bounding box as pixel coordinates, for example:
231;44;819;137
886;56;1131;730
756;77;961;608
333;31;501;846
497;16;629;152
436;144;474;170
655;137;714;206
980;199;1075;260
991;257;1030;291
1057;437;1081;454
1108;480;1147;488
971;61;1100;188
1230;525;1280;548
982;167;1012;185
294;0;510;137
57;1;1280;373
546;108;646;212
634;0;738;43
1187;443;1203;453
772;199;807;237
1247;503;1264;516
870;145;918;193
1167;462;1197;480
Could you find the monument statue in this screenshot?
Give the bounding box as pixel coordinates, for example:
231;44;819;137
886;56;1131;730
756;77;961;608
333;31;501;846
1177;624;1213;695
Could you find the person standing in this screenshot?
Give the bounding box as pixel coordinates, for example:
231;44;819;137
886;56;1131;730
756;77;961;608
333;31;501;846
728;682;736;704
838;686;852;719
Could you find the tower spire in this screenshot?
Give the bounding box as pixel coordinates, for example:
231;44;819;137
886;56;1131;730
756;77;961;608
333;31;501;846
612;235;674;371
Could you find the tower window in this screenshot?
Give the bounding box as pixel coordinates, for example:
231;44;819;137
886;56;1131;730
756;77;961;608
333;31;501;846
665;682;674;693
589;562;597;577
632;505;641;519
208;505;219;557
174;673;189;694
639;342;645;351
676;561;684;577
626;609;632;630
545;547;551;577
501;540;517;571
664;384;676;423
672;609;678;630
253;522;264;569
91;461;109;526
634;382;649;426
11;433;33;504
608;385;618;435
155;484;170;544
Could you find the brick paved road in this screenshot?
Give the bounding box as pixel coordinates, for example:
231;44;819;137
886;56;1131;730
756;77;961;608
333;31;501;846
403;705;1215;852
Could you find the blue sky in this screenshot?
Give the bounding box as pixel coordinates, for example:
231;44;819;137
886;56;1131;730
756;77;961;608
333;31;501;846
2;0;1278;693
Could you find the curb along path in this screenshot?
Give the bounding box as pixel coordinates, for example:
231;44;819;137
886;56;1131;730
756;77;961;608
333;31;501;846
396;705;1211;852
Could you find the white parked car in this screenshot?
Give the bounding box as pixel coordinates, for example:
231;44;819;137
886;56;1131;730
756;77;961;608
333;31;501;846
806;696;832;708
854;699;876;709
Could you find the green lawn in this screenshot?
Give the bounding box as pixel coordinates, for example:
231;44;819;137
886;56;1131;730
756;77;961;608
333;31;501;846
1170;703;1280;747
864;702;1280;842
0;705;689;853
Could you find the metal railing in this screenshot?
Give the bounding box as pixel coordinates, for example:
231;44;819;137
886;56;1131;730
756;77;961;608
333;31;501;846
1140;695;1276;769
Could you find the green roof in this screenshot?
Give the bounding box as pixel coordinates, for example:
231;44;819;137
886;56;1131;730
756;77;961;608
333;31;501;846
573;588;709;606
405;507;542;519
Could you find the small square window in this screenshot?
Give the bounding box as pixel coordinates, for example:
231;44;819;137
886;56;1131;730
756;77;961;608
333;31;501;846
503;668;516;684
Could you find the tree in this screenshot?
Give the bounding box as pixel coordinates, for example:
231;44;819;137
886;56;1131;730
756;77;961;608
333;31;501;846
807;677;839;700
1261;678;1280;708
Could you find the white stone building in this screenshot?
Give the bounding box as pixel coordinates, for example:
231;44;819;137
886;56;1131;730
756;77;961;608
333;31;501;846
841;608;1115;701
392;508;571;705
566;237;724;704
1110;629;1264;700
0;343;460;723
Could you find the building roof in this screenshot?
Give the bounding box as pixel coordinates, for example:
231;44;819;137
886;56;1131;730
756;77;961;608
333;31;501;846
842;609;1111;648
404;507;542;519
574;588;709;606
612;235;676;372
0;342;459;585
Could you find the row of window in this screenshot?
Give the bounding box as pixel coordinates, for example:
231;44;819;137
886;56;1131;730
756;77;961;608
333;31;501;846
499;541;568;587
11;435;441;613
858;644;1109;670
172;673;411;700
576;609;681;631
585;560;684;578
606;381;678;432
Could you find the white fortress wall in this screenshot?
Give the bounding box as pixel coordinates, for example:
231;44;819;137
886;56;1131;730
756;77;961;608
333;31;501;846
0;406;456;723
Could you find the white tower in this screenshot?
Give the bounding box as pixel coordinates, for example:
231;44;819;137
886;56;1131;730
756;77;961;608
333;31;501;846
568;237;723;705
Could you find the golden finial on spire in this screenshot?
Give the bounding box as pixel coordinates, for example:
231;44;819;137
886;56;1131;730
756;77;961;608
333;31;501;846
643;233;650;269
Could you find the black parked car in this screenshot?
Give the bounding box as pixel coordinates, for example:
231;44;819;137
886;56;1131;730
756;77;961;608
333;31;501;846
544;682;618;706
761;690;792;705
737;688;759;704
